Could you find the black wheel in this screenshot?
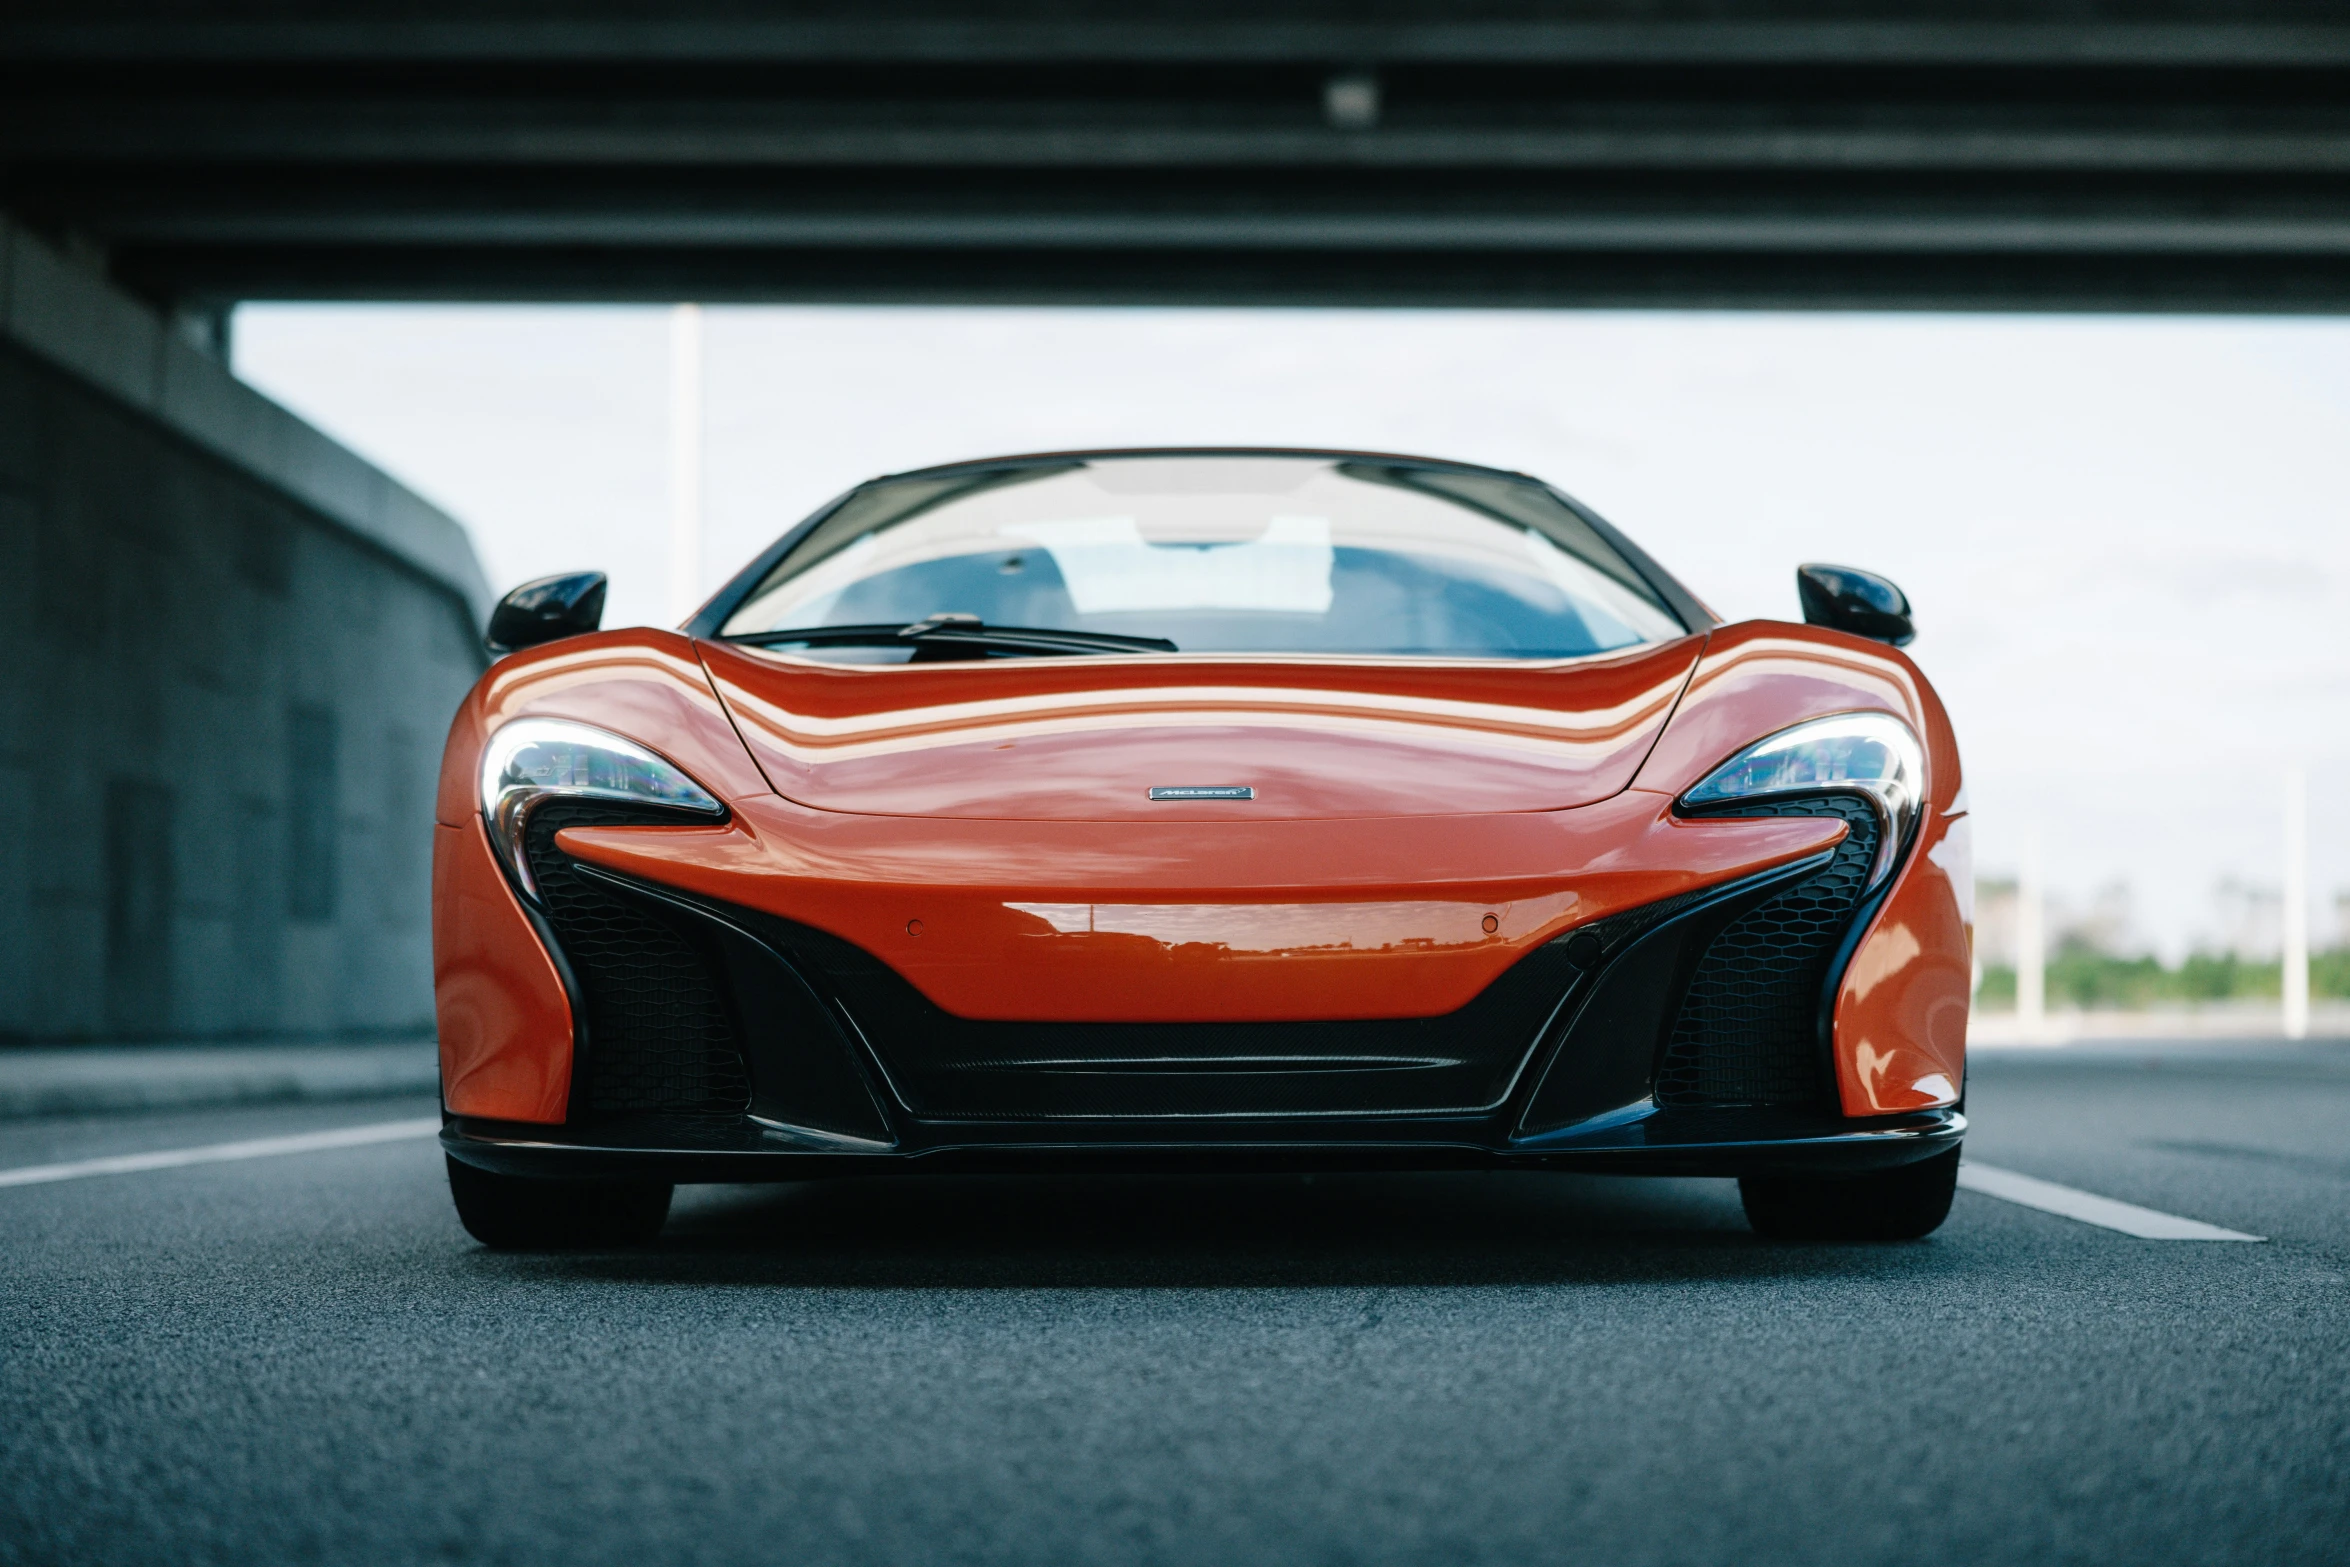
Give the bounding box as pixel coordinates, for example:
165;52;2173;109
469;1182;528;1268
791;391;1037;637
1739;1147;1960;1242
445;1155;673;1249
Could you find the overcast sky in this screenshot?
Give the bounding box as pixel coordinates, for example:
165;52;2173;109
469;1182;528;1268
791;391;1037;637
233;305;2350;959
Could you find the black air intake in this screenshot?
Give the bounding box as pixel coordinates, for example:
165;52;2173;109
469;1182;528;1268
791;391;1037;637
521;799;751;1116
1654;794;1881;1109
753;915;1592;1122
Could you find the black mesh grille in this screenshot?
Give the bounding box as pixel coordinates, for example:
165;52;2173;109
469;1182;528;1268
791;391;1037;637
522;800;751;1116
1654;794;1880;1109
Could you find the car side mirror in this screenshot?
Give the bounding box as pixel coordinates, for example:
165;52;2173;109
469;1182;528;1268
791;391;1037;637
486;571;608;654
1796;563;1914;647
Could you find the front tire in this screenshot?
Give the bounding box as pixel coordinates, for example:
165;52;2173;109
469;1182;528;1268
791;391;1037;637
446;1155;673;1249
1740;1147;1959;1241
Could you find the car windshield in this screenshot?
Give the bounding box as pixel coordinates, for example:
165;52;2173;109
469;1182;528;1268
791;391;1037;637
718;454;1686;660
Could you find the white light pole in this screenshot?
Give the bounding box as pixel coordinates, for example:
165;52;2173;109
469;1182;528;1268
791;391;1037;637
2283;766;2309;1040
2018;828;2046;1043
666;303;704;626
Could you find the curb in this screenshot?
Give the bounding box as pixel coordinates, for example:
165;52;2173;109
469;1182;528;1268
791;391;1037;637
0;1042;441;1120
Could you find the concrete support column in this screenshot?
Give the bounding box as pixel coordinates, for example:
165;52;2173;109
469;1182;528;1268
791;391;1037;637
2017;830;2047;1044
2283;767;2309;1040
667;302;703;626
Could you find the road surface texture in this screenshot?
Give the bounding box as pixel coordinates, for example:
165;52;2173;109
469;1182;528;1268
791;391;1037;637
2;1043;2345;1566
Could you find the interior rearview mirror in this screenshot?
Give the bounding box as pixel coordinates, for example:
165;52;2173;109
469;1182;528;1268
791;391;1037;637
486;571;608;654
1796;563;1914;647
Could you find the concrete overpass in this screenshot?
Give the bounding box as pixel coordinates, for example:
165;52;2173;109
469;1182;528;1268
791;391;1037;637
5;0;2349;1046
5;0;2350;316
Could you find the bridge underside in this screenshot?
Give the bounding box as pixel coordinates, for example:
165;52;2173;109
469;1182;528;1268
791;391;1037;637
6;3;2350;312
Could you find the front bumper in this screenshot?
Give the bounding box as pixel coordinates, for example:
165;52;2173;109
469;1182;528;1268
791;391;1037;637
443;1104;1964;1182
447;791;1964;1184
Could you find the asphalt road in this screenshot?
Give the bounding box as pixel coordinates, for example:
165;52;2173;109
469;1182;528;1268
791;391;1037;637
3;1045;2346;1567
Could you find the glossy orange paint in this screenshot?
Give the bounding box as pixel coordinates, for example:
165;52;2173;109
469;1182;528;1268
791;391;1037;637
552;787;1847;1023
432;818;573;1124
1632;619;1964;814
696;635;1705;820
435;629;771;829
1834;806;1973;1115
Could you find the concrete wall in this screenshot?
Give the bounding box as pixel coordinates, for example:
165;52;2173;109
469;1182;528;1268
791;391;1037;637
0;219;491;1044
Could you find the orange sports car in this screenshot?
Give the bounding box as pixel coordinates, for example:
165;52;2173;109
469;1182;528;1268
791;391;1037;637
433;450;1970;1248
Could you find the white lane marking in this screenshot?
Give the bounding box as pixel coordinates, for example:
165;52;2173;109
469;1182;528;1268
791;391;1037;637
0;1117;442;1190
1959;1162;2264;1241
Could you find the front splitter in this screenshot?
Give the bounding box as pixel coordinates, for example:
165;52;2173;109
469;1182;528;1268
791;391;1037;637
442;1107;1963;1182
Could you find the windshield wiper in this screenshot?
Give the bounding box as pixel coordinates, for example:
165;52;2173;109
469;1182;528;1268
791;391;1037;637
728;614;1177;660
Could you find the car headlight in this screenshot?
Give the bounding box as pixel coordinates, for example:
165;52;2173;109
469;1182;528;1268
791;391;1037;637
1678;711;1924;887
478;717;725;900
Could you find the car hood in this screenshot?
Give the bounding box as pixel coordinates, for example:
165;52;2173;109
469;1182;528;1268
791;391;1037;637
696;636;1706;822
